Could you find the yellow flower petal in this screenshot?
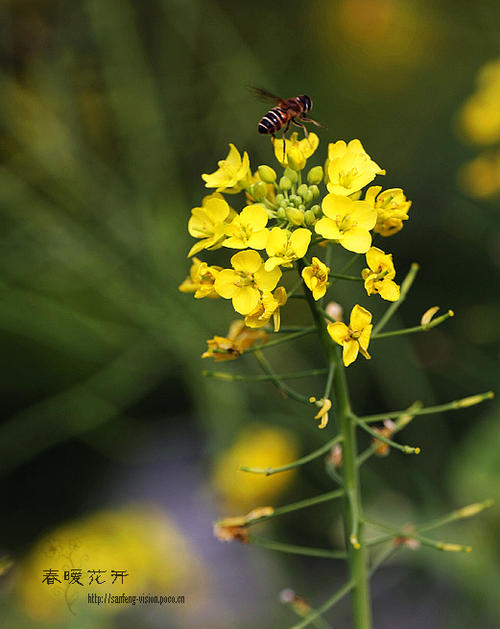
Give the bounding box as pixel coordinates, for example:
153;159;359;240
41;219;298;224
254;265;282;291
214;269;239;298
315;217;342;240
343;340;359;367
327;322;349;345
350;305;372;331
290;228;312;257
233;287;260;315
231;250;262;274
340;227;372;253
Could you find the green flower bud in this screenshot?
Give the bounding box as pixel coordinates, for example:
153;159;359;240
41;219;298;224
303;190;313;204
304;210;317;226
249;181;268;202
279;176;292;191
311;204;321;217
298;204;305;211
289;194;300;204
307;166;323;185
257;164;277;183
275;193;285;204
283;168;298;184
286;207;304;226
309;184;320;200
277;207;286;220
279;198;288;208
297;183;308;197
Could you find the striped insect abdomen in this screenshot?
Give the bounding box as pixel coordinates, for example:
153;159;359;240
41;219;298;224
258;106;288;134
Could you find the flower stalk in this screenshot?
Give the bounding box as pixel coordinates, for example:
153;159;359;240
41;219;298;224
298;256;373;629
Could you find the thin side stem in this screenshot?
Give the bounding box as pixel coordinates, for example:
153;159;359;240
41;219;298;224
249;536;346;559
373;263;419;335
240;434;343;475
359;391;494;424
371;310;453;340
202;368;328;382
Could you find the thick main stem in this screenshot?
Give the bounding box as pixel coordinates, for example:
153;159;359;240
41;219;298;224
298;260;373;629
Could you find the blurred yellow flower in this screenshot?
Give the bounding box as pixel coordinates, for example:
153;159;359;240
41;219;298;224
245;286;287;331
327;304;373;366
459;58;500;146
212;424;298;509
325;139;385;196
302;256;330;300
224;204;270;250
214;250;281;315
362;247;400;301
17;506;201;622
315;194;376;253
202;320;268;361
458;150;500;200
202;143;252;193
365;186;411;237
178;257;221;298
188;194;233;257
264;227;312;271
273;132;319;169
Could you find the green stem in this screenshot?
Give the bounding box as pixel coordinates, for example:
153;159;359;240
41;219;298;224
329;272;363;281
248;489;344;525
254;350;313;406
373;263;419;335
353;416;421;455
359;391;494;424
249;535;346;559
297;258;373;629
242;327;317;354
240;434;342;475
371;310;454;340
291;581;354;629
202;368;328;382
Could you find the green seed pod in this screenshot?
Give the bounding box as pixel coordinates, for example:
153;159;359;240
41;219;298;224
257;164;277;183
304;210;317;226
297;183;308;197
279;176;292;191
286;207;305;226
309;184;320;200
307;166;323;185
283;167;298;184
249;181;268;201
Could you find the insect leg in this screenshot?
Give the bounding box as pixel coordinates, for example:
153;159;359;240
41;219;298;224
292;118;309;138
301;116;326;129
281;119;291;162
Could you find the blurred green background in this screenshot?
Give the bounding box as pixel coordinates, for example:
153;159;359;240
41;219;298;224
0;0;499;627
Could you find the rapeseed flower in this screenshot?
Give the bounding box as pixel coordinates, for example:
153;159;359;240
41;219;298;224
202;320;267;361
178;257;221;298
188;194;233;257
245;286;287;331
365;186;411;237
315;194;376;253
214;250;281;315
264;227;312;271
202;143;252;193
362;247;400;301
325;139;385;196
302;256;330;300
327;304;373;366
273;132;320;169
224;204;270;249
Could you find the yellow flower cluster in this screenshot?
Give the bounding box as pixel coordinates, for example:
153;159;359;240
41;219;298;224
180;135;411;366
458;57;500;199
